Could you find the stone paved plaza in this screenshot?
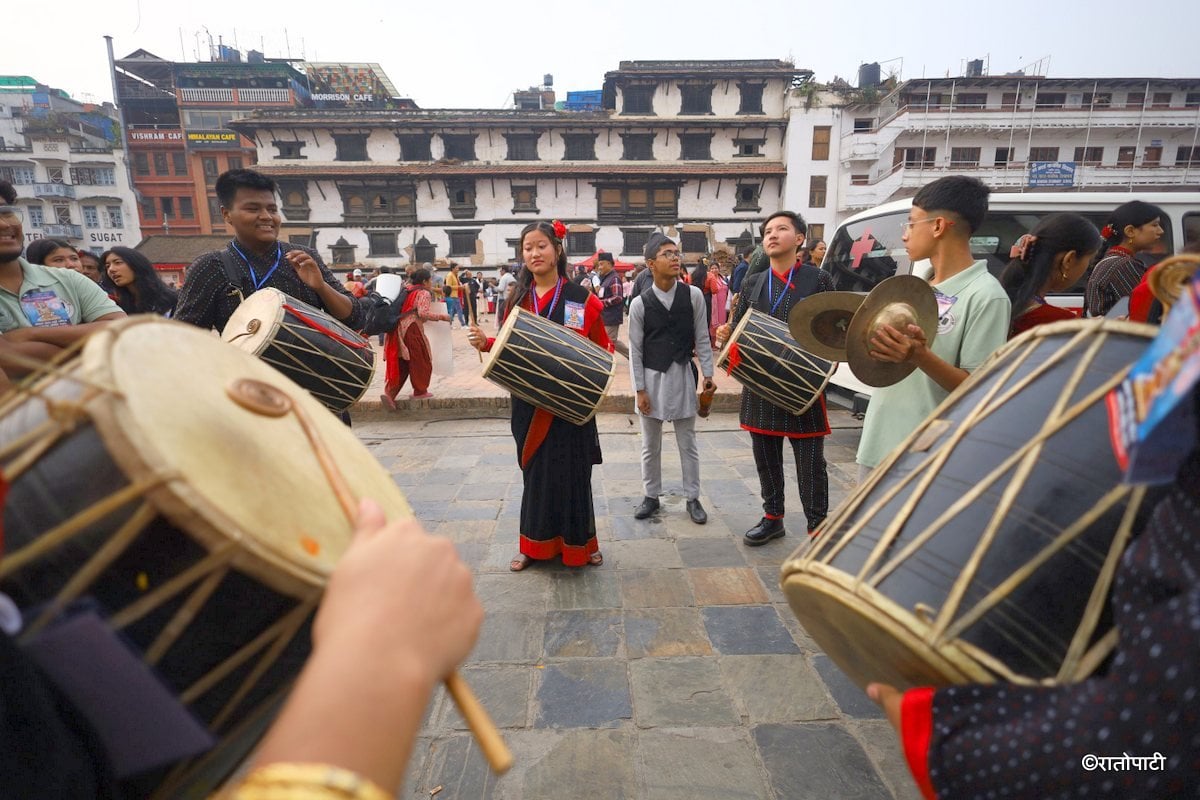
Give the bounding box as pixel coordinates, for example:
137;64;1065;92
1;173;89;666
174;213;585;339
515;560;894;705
352;409;922;800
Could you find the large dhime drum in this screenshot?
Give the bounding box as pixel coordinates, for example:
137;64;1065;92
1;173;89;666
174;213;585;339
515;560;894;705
483;306;615;426
0;317;412;798
221;288;375;414
781;319;1160;691
717;309;835;415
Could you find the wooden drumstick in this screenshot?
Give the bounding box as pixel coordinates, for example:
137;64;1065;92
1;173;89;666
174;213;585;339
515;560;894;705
226;378;515;775
469;294;483;363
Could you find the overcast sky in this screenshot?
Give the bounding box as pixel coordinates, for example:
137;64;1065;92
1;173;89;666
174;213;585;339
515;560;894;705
12;0;1200;109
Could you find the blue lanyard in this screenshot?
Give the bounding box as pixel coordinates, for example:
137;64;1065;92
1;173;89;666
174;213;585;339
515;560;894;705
768;266;796;315
231;242;283;291
530;279;564;318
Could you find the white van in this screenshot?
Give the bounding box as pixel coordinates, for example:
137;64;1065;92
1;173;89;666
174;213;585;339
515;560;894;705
821;191;1200;408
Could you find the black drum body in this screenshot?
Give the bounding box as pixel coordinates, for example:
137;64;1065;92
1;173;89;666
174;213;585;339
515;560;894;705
783;320;1161;690
483;306;615;425
717;309;834;415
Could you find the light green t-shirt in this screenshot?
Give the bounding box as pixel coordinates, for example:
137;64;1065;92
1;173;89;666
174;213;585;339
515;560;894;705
0;257;123;332
856;260;1011;468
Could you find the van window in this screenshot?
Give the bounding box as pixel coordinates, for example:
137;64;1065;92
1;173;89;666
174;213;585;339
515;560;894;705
1184;212;1200;251
825;207;1180;297
823;210;910;291
972;211;1111;295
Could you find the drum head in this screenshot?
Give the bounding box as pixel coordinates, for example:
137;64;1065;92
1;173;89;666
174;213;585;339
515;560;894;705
782;569;989;691
481;304;524;380
81;317;411;589
220;287;286;354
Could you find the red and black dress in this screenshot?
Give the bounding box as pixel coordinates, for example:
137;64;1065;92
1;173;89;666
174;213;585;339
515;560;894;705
485;279;612;566
1084;246;1145;318
729;263;834;531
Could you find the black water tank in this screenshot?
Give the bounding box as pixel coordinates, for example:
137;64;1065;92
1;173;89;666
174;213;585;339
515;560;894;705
858;63;881;88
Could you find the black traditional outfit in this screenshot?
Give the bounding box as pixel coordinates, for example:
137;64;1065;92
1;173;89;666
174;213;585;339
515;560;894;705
729;263;835;531
485;279;612;566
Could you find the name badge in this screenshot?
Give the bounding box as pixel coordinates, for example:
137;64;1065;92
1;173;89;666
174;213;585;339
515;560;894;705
563;300;586;330
934;289;959;334
21;290;72;327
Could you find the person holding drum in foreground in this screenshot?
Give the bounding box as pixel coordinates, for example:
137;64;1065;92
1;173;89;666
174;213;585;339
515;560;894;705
715;211;834;544
174;169;365;334
854;176;1010;482
467;220;612;571
866;346;1200;799
1000;213;1101;339
628;232;715;525
0;496;483;799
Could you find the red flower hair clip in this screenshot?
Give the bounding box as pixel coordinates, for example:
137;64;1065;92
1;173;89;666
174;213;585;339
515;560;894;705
1101;224;1116;239
552;219;568;240
1010;234;1037;263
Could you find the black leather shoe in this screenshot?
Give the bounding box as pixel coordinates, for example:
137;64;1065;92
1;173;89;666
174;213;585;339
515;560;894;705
634;496;660;520
686;499;708;525
743;517;786;546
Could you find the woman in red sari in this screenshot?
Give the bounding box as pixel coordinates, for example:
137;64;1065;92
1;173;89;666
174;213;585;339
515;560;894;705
468;221;612;571
999;213;1100;339
381;267;451;408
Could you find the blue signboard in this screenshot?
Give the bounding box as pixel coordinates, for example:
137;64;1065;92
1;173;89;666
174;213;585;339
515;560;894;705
1028;161;1076;188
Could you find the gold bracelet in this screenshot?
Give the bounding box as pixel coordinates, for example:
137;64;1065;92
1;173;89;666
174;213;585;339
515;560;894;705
218;763;392;800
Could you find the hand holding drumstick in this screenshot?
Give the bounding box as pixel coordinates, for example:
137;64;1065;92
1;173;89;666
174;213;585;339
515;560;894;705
469;301;483;363
468;324;488;353
226;380;512;793
249;500;485;792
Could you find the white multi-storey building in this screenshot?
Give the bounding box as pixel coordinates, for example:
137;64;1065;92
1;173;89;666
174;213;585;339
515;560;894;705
0;79;139;253
818;76;1200;218
231;60;809;270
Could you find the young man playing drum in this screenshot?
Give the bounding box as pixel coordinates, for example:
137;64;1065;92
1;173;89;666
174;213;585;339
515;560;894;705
629;232;715;525
716;211;835;544
854;176;1010;481
174;169;365;334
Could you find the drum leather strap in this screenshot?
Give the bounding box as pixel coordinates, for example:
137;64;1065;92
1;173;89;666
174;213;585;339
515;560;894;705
218;249;249;305
282;303;370;349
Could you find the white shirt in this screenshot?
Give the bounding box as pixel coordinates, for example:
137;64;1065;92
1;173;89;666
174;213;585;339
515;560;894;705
628;281;715;421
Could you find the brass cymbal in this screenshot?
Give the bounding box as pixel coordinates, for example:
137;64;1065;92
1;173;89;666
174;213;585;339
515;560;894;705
787;291;866;361
845;275;939;388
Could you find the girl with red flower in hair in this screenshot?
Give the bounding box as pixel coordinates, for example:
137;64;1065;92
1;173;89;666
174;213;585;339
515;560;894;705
1084;200;1165;317
467;221;612;571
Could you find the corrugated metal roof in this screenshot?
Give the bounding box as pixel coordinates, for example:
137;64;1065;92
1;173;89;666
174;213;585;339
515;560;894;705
134;234;230;263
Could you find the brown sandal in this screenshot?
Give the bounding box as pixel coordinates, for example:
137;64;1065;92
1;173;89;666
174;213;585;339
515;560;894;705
509;555;533;572
587;552;604;567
